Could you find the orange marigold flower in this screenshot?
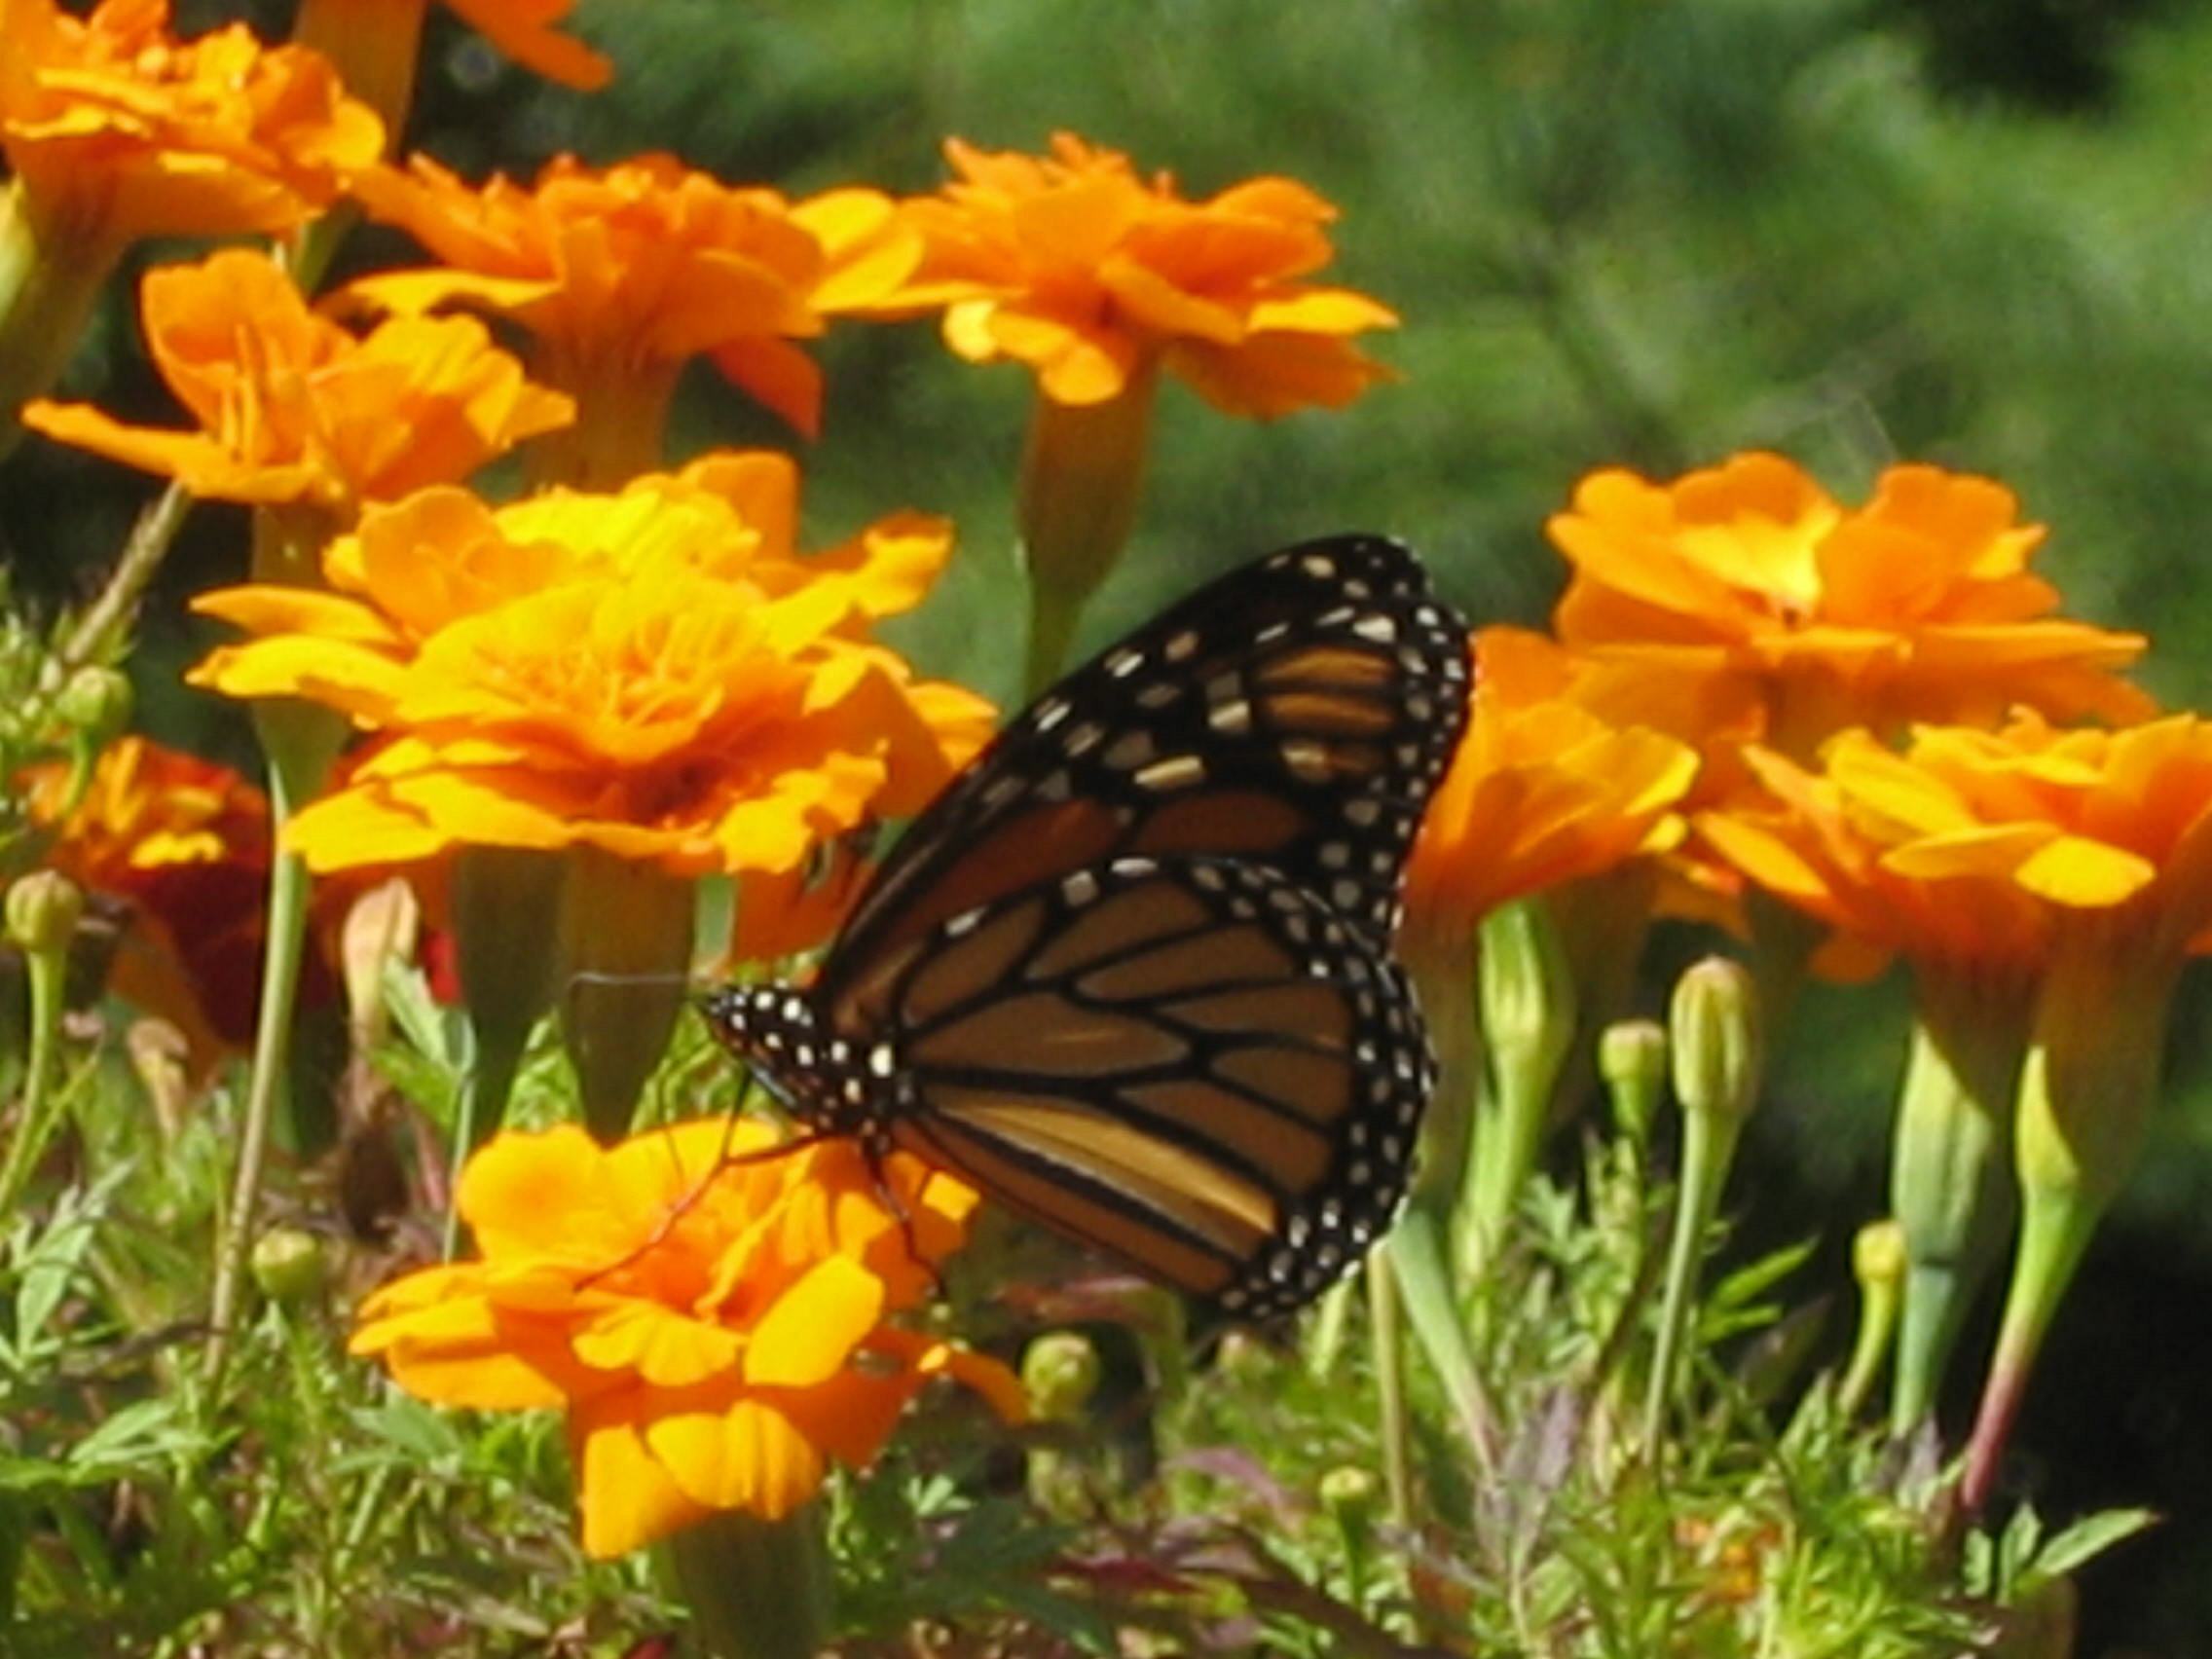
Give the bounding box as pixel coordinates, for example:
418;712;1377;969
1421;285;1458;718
21;248;572;512
896;131;1398;416
19;735;309;1069
350;1121;1024;1558
1547;454;2152;769
0;0;382;257
1405;627;1699;937
346;153;922;457
1825;712;2212;951
187;454;995;925
1819;709;2212;1506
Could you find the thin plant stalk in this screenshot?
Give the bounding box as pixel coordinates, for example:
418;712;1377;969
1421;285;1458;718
1389;913;1499;1474
203;702;345;1395
1365;1247;1415;1530
0;878;78;1219
1642;958;1762;1452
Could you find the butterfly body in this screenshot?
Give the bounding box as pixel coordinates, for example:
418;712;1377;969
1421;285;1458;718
704;536;1471;1318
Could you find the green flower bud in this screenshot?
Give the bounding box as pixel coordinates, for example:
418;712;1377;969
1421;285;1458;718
55;665;132;742
1317;1464;1379;1527
6;868;84;957
1669;956;1763;1126
1599;1018;1668;1147
1020;1331;1102;1423
1853;1217;1907;1290
249;1227;329;1306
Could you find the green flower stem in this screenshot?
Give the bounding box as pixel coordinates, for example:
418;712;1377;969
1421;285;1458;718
1015;367;1158;697
1364;1247;1415;1530
1889;966;2030;1433
1387;914;1498;1474
525;347;679;492
665;1503;831;1659
557;846;695;1142
203;698;348;1398
1961;933;2171;1512
1642;958;1762;1452
1303;1270;1356;1381
1461;899;1576;1279
57;484;192;672
1642;1099;1740;1450
1539;866;1658;1149
0;878;81;1221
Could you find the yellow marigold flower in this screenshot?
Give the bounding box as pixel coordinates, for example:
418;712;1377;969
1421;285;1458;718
188;454;995;916
898;130;1398;416
20;248;572;513
18;735;318;1071
1547;454;2152;768
350;1121;1024;1558
346;153;921;468
0;0;380;255
1405;627;1699;937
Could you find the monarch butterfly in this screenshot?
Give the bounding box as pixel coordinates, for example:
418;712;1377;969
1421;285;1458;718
702;535;1471;1318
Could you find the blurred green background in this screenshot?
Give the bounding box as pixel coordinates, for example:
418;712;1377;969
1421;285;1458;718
9;0;2212;1648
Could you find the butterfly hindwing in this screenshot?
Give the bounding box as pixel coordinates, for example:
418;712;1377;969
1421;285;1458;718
873;854;1432;1318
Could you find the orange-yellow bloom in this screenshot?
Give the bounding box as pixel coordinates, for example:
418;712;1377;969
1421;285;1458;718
347;153;921;463
1812;710;2212;1507
0;0;382;258
350;1121;1024;1558
188;454;995;945
1547;455;2152;769
21;248;571;512
896;131;1398;416
1821;712;2212;952
1405;628;1700;937
19;735;316;1070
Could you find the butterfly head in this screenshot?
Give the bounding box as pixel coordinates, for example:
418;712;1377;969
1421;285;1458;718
698;983;895;1144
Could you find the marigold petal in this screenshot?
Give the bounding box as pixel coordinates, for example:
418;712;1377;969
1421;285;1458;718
350;1291;579;1410
279;781;461;870
191;583;403;645
709;335;823;437
2011;834;2159;908
1169;331;1395;419
742;1254;885;1388
19;401;312;500
574;1404;715;1558
187;637;408;716
641;1393;830;1525
571;1300;744;1385
868;1327;1030;1425
456;1124;630;1253
443;0;612;90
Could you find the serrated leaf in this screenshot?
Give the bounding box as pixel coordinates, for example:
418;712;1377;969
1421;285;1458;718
2020;1506;2159;1585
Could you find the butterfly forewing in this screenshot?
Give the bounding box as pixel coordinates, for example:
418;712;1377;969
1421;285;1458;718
818;535;1469;1033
